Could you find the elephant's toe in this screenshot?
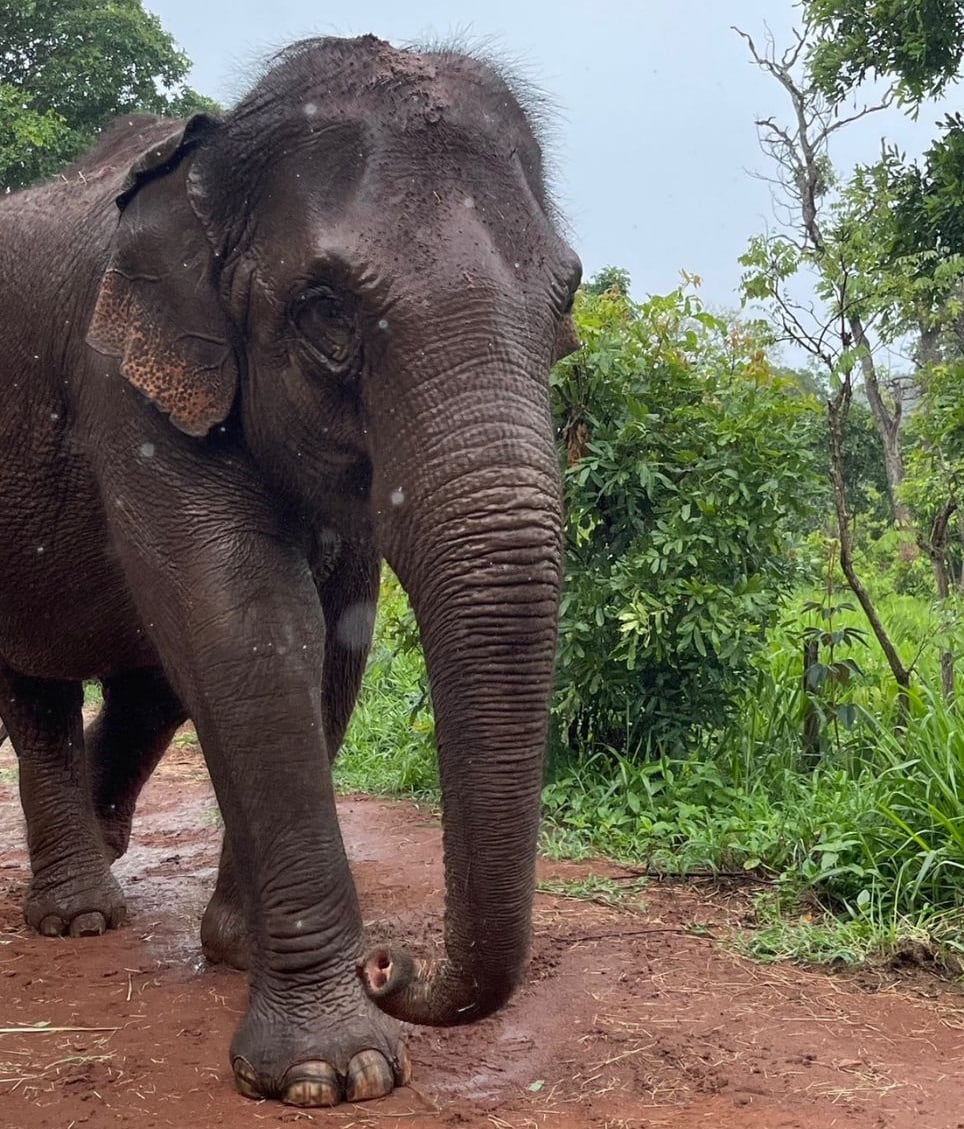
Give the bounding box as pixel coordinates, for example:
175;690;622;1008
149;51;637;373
68;911;109;937
345;1047;402;1102
232;1037;410;1107
281;1060;342;1107
232;1056;263;1101
38;914;65;937
27;871;126;938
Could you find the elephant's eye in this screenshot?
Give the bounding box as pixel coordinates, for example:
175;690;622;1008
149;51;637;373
291;287;358;368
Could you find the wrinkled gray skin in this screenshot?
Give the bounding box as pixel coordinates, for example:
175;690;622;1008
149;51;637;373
0;36;580;1107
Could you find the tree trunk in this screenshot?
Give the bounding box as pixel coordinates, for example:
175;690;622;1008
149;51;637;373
848;314;912;529
919;500;958;702
827;379;912;724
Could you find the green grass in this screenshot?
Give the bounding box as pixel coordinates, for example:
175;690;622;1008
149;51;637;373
334;576;438;799
537;874;648;910
736;892;898;966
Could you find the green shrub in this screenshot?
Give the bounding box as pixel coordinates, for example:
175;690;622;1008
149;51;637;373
550;285;823;758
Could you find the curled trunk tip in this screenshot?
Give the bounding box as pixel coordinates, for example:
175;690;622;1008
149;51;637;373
357;944;520;1027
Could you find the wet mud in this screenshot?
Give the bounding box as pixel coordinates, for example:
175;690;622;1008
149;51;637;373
1;735;963;1128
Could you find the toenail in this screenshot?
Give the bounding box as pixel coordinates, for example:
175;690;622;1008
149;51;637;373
69;912;107;937
281;1060;340;1107
345;1048;394;1101
394;1043;413;1086
232;1056;261;1100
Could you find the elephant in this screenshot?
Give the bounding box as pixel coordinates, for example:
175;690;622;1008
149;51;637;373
0;35;581;1108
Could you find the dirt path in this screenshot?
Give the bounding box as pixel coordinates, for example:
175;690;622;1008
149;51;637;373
1;739;962;1129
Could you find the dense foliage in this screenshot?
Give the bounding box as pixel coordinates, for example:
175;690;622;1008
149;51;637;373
804;0;964;344
549;286;821;757
805;0;964;103
0;0;215;190
808;0;964;103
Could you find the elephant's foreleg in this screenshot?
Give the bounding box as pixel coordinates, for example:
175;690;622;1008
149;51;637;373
0;665;125;936
85;668;187;860
200;548;379;973
100;493;406;1105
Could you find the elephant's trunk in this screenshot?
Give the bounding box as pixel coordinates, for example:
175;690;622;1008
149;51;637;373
359;392;562;1026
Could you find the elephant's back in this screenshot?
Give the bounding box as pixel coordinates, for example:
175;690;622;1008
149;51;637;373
0;115;183;264
1;115;181;212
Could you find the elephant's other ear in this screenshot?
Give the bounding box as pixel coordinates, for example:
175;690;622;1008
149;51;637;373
552;314;582;365
87;115;238;438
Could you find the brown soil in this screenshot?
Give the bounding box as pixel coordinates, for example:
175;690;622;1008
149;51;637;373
1;737;963;1129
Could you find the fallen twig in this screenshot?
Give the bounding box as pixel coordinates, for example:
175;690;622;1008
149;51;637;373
610;869;775;883
562;927;718;944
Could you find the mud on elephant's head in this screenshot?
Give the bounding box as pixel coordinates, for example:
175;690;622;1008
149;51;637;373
89;35;581;1028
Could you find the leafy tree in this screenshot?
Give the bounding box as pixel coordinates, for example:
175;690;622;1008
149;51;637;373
738;15;964;703
805;0;964;104
776;368;892;527
0;0;216;191
550;282;822;759
803;1;964;353
583;266;631;297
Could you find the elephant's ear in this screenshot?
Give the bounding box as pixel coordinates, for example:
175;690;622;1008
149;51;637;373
552;314;581;364
87;114;238;438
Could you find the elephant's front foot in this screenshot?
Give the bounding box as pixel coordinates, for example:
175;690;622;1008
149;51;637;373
230;993;411;1107
25;867;126;937
200;884;249;970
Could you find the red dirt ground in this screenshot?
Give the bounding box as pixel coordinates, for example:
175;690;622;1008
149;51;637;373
1;735;963;1129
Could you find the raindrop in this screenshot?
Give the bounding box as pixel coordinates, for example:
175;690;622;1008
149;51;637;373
390;487;405;506
50;412;59;421
36;545;44;554
304;102;318;116
463;196;475;209
377;318;389;331
139;442;155;459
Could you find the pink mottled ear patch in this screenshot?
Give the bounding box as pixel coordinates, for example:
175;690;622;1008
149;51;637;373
86;271;131;355
88;270;237;438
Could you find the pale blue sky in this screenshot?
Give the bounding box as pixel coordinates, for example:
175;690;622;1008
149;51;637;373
144;0;944;314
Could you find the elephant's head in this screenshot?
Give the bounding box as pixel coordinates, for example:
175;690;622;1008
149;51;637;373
87;36;581;1026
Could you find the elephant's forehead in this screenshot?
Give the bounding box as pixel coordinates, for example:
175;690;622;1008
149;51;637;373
232;42;537;170
252;124;546;260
